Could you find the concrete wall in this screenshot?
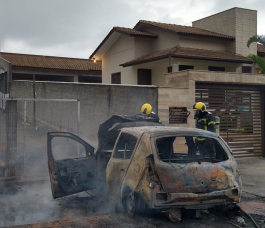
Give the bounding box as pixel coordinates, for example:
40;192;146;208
10;81;158;147
0;57;12;94
192;7;257;56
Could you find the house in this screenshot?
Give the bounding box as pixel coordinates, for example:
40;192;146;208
90;7;265;158
0;52;102;95
90;7;258;86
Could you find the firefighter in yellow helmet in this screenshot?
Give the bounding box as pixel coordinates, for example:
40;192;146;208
140;103;161;123
193;102;216;132
193;102;216;158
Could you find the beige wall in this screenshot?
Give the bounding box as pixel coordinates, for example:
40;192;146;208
126;58;248;86
179;35;227;51
103;35;135;84
144;28;180;51
192;7;257;56
134;37;153;58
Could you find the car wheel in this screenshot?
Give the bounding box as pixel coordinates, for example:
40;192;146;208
124;189;136;217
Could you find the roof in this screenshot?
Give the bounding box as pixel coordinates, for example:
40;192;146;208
0;52;102;71
120;46;253;67
134;20;235;40
89;27;157;59
123;126;218;138
90;20;235;60
113;27;158;38
257;43;265;56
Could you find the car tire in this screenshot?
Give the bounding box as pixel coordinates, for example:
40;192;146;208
123;189;136;217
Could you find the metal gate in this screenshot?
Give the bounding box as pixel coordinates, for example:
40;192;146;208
0;98;80;180
196;83;264;158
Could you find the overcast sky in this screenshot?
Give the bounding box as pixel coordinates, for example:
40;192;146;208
0;0;264;59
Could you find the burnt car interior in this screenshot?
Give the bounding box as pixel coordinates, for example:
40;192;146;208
96;116;162;172
156;136;228;163
51;136;96;194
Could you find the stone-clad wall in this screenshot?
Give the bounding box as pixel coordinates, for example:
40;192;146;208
158;71;196;127
159;69;265;129
192;7;257;57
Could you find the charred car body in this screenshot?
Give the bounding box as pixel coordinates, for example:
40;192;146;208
47;115;242;221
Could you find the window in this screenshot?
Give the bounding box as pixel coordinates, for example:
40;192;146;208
100;133;119;153
113;133;138;159
137;69;151;85
156;136;228;163
167;66;172;73
179;65;194;71
52;137;87;160
111;72;121;84
208;66;225;72
242;66;252;73
169;107;190;124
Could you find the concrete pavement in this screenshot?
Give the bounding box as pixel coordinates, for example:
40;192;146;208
236;157;265;198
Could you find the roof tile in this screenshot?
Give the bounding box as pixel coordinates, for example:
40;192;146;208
113;27;158;38
134;20;235;40
258;43;265;54
0;52;102;71
120;46;253;67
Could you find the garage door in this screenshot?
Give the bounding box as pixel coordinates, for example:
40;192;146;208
196;83;264;158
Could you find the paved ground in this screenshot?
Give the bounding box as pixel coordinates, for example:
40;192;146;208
0;157;265;228
237;157;265;198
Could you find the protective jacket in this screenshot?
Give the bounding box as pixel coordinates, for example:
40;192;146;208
195;111;216;133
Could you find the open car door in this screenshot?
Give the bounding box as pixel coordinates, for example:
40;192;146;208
47;132;96;198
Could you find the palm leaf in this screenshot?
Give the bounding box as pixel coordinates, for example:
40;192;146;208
248;54;265;74
247;35;265;47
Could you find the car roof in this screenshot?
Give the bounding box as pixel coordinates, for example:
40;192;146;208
121;126;218;138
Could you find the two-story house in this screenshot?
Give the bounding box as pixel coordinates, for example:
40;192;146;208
90;7;257;86
90;7;265;158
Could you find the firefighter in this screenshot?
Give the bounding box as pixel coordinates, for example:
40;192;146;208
140;103;161;123
193;102;216;158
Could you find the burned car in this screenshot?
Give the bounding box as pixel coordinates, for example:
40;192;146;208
47;116;242;222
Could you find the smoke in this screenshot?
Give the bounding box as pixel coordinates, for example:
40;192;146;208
0;181;58;227
0;181;116;227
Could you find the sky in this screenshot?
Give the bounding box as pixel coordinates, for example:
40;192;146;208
0;0;264;59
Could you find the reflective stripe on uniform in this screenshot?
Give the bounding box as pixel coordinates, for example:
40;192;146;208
208;121;216;126
198;118;207;130
196;137;206;141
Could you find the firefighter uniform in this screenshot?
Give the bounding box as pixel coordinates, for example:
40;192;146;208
193;102;216;158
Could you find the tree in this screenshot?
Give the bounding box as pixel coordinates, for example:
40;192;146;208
247;35;265;74
247;35;265;47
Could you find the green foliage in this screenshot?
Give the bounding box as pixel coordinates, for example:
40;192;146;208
247;34;265;74
247;35;265;47
248;54;265;74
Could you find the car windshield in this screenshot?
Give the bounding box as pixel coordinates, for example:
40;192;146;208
155;136;229;163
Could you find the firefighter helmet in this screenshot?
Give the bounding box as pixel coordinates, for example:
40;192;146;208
193;102;206;112
141;103;152;115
